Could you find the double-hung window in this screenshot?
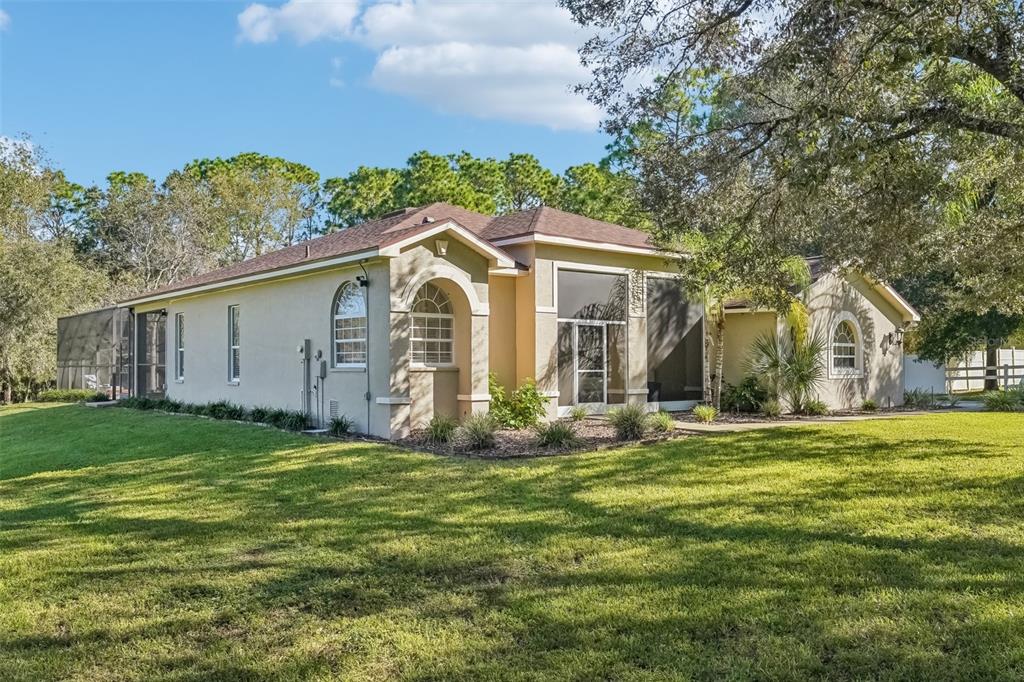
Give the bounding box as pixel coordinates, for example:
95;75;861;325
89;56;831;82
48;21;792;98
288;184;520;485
228;305;240;382
333;282;367;367
174;313;184;381
410;283;453;365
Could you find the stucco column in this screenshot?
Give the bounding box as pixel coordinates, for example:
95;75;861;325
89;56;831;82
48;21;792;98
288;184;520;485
626;271;650;407
385;310;412;439
458;313;491;417
534;311;560;420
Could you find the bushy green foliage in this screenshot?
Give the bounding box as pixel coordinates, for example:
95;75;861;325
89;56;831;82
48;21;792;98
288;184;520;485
761;399;783;419
982;389;1023;412
692;405;719;423
648;410;675;433
205;400;247;421
329;415;356;436
249;406;270;424
803;399;830;416
534;420;580;448
568;406;590;422
271;409;309;432
489;374;549;429
861;399;878;412
607;403;649;440
37;389;108;403
119;396;158;410
460;413;497;450
425;414;458;444
721;376;769;413
153;398;184;413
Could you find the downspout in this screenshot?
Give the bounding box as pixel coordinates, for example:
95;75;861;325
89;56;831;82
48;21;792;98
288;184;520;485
358;260;371;434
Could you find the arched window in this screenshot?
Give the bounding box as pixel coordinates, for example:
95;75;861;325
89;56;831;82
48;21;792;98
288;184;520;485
411;283;453;365
831;317;861;376
333;282;367;367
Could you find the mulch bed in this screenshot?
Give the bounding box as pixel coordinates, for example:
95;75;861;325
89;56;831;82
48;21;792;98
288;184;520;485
395;417;686;459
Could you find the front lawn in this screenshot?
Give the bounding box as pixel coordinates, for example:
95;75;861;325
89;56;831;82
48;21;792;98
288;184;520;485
1;404;1023;680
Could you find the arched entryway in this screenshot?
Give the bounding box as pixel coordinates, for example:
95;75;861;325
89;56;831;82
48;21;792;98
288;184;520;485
403;276;488;429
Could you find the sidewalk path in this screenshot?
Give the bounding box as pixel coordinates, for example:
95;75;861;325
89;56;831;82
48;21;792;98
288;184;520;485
674;403;985;434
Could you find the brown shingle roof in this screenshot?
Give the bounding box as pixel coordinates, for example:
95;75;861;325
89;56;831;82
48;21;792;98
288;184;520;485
482;206;654;249
123;203;656;302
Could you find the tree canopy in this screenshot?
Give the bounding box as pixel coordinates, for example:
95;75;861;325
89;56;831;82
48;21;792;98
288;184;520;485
564;0;1024;317
322;151;647;229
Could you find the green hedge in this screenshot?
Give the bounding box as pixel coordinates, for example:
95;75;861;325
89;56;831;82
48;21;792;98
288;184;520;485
117;396;314;431
37;389;109;403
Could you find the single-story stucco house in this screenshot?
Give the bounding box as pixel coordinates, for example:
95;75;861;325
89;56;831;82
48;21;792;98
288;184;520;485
109;202;919;439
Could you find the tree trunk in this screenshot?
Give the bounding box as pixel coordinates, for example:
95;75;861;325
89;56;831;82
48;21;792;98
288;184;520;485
703;320;715;405
985;340;1000;391
713;314;726;410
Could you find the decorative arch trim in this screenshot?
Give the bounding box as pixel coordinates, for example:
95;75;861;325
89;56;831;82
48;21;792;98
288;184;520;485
393;263;489;316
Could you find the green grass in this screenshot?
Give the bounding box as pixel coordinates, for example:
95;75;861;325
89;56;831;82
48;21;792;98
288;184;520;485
2;404;1023;681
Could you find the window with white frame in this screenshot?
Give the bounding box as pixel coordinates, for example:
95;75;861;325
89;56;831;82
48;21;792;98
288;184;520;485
228;305;240;382
174;313;184;380
831;319;859;374
333;282;367;367
411;283;453;365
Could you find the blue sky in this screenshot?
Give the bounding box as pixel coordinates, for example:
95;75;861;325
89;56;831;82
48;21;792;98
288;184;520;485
0;1;609;186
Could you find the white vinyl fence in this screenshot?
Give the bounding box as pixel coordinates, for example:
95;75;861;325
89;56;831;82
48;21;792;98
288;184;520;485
905;349;1024;394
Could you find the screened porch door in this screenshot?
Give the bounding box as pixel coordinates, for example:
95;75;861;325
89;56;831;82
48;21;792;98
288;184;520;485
574;322;607;406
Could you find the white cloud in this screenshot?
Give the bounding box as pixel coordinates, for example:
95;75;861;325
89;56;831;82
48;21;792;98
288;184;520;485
236;0;599;131
372;42;599;131
0;9;10;31
357;2;580;49
237;0;359;44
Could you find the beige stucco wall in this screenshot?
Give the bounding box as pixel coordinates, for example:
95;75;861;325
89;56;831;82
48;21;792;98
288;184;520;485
807;272;907;409
722;272;909;410
721;312;778;387
487;275;517;392
154;260;394;437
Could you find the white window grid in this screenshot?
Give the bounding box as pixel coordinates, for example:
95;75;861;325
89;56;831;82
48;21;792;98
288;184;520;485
334;283;367;367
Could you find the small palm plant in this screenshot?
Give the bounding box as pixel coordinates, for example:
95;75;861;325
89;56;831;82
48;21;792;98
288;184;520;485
747;329;827;414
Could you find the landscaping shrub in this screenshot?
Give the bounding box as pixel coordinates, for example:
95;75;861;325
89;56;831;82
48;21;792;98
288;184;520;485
568;405;589;422
534;420;579;448
489;374;549;429
249;406;270;424
692;405;718;423
205;400;247;421
460;413;497;450
944;393;962;408
37;389;108;403
119;396;158;410
803;399;830;416
861;399;878;412
721;376;768;413
761;398;783;419
982;389;1023;412
607;403;648;440
648;410;674;434
329;415;356;436
426;414;458;444
277;410;309;431
154;398;184;413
